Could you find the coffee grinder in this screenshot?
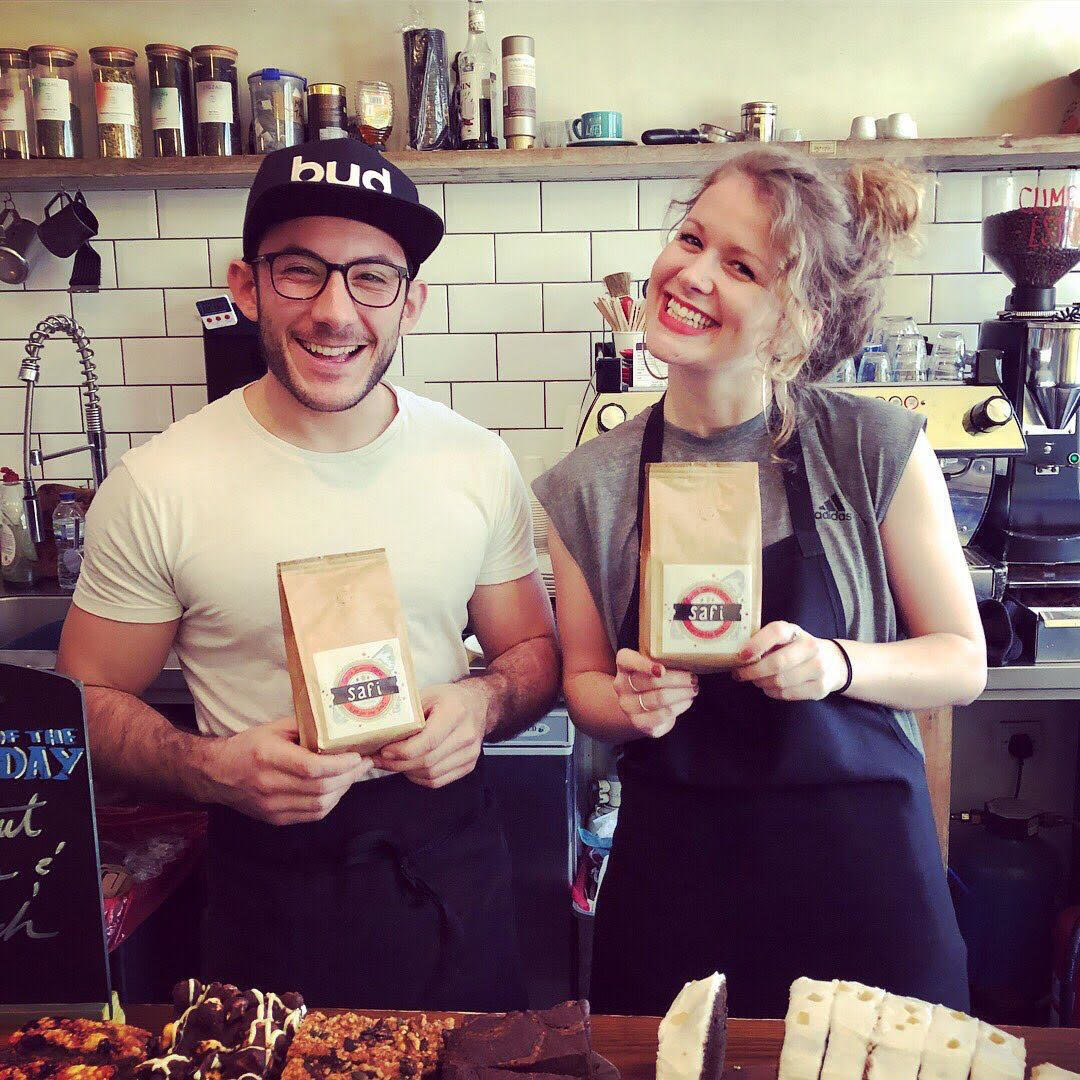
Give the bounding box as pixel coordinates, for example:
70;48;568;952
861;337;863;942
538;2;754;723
971;170;1080;660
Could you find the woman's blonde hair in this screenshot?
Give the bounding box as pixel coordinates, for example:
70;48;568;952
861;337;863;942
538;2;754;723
672;146;923;448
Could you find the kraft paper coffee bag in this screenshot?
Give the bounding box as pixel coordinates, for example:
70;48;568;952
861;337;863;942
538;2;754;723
640;462;762;672
278;549;425;753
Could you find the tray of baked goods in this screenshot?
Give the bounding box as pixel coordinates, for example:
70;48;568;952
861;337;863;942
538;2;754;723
0;972;1078;1080
0;979;616;1080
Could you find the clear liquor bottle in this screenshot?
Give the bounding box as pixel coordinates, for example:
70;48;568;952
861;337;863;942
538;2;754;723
457;0;498;148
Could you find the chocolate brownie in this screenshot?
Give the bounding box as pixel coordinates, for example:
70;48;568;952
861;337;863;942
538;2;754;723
441;1002;595;1080
280;1012;453;1080
138;980;305;1080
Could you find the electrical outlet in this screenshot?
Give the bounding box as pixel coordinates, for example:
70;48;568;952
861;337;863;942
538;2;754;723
1000;719;1042;754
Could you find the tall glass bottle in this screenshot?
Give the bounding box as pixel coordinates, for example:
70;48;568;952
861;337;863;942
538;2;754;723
457;0;498;148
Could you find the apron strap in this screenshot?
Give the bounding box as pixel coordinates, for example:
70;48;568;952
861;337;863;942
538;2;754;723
635;395;667;520
778;433;826;558
620;398;667;648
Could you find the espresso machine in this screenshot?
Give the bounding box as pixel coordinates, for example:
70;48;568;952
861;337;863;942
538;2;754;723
967;172;1080;660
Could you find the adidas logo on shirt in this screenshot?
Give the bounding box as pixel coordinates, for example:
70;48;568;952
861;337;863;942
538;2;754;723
814;493;852;522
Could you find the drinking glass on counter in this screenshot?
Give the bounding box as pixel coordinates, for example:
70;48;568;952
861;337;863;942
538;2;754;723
827;356;858;383
930;330;966;381
893;332;928;381
881;315;920;360
857;344;893;383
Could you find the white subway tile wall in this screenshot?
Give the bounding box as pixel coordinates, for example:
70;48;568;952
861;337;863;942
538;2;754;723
0;169;1069;483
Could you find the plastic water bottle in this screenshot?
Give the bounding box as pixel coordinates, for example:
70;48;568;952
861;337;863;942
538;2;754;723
52;492;85;592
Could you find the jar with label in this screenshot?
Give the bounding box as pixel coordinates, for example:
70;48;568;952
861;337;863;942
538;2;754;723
248;68;306;153
192;44;241;156
145;43;195;157
89;46;142;158
307;82;347;141
0;49;32;160
0;470;37;587
501;35;536;149
354;80;394;149
29;45;82;159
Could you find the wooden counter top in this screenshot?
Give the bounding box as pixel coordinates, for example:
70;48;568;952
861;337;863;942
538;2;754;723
3;1008;1079;1080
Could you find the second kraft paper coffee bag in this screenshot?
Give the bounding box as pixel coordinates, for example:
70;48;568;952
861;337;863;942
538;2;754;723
278;548;425;753
640;461;762;672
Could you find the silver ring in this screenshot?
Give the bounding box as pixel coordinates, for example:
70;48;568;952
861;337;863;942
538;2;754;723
637;693;649;712
627;674;643;693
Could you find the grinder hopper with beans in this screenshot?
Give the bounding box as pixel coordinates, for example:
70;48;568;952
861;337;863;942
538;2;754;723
970;170;1080;643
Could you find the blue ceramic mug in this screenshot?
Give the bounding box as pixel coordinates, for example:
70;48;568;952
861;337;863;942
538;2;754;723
572;110;622;141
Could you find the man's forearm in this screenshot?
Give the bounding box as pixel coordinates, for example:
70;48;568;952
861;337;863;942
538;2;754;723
84;685;217;803
469;634;561;743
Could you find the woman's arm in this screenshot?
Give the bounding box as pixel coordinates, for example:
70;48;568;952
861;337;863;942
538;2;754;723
548;522;697;742
733;430;987;708
845;429;987;707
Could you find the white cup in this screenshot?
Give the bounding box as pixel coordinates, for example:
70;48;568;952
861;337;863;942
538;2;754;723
778;127;803;141
886;112;918;139
613;330;644;359
849;115;877;140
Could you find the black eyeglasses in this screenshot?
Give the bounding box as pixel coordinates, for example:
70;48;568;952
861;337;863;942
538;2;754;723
248;250;410;308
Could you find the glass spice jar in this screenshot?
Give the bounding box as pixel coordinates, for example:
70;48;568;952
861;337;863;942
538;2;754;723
89;46;142;158
191;44;241;156
354;80;394;149
29;44;81;158
248;68;306;153
0;49;32;160
306;82;347;141
145;43;195;157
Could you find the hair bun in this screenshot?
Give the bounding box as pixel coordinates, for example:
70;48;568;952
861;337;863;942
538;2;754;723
846;161;923;249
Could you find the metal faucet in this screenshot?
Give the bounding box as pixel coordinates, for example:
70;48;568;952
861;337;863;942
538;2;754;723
19;314;108;543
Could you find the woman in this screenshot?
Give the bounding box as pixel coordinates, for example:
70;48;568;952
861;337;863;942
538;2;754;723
533;147;985;1018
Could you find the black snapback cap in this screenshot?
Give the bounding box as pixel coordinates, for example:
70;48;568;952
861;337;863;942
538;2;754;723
242;138;444;276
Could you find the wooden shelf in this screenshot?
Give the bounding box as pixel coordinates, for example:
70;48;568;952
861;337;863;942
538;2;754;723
2;135;1080;190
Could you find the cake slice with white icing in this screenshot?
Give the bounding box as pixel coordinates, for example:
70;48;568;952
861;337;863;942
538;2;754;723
918;1005;979;1080
778;978;838;1080
656;972;728;1080
970;1022;1025;1080
1032;1065;1080;1080
820;980;885;1080
867;994;933;1080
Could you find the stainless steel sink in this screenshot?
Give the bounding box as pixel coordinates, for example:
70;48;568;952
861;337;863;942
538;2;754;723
0;590;189;703
0;592;72;647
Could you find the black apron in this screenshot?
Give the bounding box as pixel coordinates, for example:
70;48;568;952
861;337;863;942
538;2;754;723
591;399;969;1018
202;758;526;1011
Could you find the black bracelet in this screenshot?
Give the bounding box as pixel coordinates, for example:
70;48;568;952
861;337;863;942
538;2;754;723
830;639;853;695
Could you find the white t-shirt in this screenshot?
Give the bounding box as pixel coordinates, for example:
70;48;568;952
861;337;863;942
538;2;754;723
74;384;539;738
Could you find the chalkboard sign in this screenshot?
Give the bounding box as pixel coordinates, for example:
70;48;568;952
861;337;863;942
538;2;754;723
0;662;111;1010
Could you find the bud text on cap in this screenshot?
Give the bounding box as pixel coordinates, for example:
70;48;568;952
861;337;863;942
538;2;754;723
291;155;393;192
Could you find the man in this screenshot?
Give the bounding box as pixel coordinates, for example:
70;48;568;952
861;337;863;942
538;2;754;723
56;138;560;1010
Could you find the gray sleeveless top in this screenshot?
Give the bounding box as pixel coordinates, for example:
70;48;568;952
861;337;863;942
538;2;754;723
533;384;927;751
